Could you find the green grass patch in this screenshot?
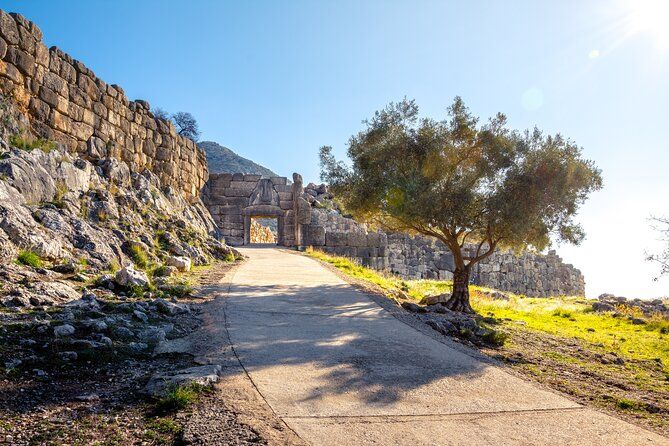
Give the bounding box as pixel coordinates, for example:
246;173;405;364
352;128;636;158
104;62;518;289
128;244;149;270
154;382;210;414
16;250;42;268
9;133;56;153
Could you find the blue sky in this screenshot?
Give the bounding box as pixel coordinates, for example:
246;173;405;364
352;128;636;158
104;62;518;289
2;0;668;299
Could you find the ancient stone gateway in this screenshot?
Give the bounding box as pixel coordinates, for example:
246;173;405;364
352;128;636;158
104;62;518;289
202;172;311;246
203;173;585;297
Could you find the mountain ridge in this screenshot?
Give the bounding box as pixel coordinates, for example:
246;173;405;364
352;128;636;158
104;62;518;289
199;141;278;178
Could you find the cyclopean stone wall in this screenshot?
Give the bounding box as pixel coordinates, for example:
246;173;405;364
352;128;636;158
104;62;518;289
387;233;585;297
302;207;389;269
0;10;207;199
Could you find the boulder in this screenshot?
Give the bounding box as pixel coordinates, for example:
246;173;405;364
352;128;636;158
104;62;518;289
115;265;149;288
144;364;222;397
54;323;75;337
166;255;191;272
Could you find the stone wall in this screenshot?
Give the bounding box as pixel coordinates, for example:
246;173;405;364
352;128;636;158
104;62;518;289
0;10;207;199
302;208;388;269
387;233;585;297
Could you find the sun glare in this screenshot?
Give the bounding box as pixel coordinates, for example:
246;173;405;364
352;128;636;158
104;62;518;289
625;0;669;48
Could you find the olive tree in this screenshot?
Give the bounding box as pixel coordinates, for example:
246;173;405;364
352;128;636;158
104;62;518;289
320;98;602;312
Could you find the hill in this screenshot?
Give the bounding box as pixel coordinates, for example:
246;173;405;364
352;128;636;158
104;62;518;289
199;141;278;177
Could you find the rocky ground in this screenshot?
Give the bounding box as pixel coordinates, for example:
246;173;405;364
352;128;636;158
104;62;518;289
0;261;306;445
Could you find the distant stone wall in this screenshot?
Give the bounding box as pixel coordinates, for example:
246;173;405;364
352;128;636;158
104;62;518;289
387;233;585;297
302;208;389;269
0;10;207;198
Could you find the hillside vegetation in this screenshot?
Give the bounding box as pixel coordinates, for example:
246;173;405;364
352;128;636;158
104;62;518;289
306;248;669;435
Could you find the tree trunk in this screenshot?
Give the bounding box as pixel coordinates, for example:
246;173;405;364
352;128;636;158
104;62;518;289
444;267;474;313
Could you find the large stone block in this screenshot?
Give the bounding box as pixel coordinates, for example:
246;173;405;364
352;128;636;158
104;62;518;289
0;11;19;45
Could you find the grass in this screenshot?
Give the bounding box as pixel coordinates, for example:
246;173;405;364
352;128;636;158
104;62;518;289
154;382;210;415
16;250;42;268
474;295;669;367
305;247;669;367
128;244;149;270
51;180;68;209
9;133;56;153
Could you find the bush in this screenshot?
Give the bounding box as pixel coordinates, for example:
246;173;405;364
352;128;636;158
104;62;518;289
16;250;42;268
224;252;236;263
481;329;508;347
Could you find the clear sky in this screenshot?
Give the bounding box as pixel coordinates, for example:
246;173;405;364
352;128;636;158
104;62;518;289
2;0;668;299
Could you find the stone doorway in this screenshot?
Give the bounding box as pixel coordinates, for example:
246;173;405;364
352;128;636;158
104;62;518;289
250;217;278;244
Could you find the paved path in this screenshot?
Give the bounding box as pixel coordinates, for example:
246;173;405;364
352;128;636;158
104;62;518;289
223;246;668;446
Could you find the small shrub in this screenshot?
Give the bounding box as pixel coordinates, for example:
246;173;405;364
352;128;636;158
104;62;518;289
223;252;236;263
645;314;669;334
16;250;42;268
128;244;149;270
108;260;120;274
615;304;645;320
155;230;171;252
481;329;508;347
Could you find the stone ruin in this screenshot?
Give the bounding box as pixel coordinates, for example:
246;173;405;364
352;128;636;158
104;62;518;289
202;174;586;297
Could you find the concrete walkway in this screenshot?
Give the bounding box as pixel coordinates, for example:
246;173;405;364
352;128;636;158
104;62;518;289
224;246;668;446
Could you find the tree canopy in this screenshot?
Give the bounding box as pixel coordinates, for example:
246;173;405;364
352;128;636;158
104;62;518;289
320;97;602;312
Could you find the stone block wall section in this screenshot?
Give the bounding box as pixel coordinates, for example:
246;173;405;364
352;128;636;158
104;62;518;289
387;233;585;297
303;208;389;269
0;10;207;199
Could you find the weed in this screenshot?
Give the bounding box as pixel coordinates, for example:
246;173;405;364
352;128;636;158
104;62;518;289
159;283;193;299
51;180;68;209
128;244;149;270
154;383;210;414
616;397;642;411
224;251;236;263
16;250;42;268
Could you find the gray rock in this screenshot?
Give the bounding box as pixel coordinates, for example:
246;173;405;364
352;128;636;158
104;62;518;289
115;265;149;288
59;351;78;361
128;342;148;352
53;323;75;337
154;297;182;315
112;326;134;339
166;255;191;272
133;310;149;323
144;364;222;397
